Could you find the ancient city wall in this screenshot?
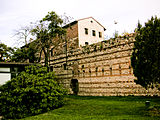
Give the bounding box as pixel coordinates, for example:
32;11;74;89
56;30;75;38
50;33;160;96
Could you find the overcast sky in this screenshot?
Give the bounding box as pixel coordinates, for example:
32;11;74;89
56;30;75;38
0;0;160;47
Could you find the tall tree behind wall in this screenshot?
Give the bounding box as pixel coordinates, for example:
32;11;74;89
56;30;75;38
131;16;160;90
31;11;66;71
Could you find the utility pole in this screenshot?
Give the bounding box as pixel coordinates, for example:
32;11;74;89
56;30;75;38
65;36;68;70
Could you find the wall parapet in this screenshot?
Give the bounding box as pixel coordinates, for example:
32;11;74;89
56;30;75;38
50;33;160;96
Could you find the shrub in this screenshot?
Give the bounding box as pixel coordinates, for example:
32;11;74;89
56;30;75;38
0;65;67;119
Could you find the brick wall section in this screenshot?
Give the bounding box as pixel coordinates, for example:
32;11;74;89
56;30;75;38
48;23;79;57
66;23;79;50
66;23;78;41
51;33;160;96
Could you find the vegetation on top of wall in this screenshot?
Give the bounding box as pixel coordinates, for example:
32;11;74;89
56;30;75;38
78;33;135;54
52;33;135;59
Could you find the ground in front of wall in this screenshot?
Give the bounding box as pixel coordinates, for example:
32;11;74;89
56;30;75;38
22;95;160;120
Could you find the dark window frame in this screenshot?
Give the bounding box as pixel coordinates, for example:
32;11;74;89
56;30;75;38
99;32;102;38
84;28;88;35
92;30;96;36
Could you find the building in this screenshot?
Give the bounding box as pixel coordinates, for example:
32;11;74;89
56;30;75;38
64;17;106;47
49;17;106;61
50;17;106;57
0;62;32;85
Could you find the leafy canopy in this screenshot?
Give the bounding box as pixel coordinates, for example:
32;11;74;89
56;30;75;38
31;11;66;69
11;42;38;63
131;16;160;89
0;43;14;61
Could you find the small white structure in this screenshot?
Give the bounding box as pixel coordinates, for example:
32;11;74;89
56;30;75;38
0;62;31;85
0;67;11;85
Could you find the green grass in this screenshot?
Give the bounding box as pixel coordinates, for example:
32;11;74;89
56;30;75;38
22;95;160;120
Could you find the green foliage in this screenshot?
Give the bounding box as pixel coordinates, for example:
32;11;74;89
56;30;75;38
22;96;160;120
147;105;160;117
0;43;14;61
131;16;160;89
41;11;65;38
11;42;38;63
0;65;67;119
11;48;28;62
31;11;66;69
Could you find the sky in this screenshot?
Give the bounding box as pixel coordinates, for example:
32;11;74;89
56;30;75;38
0;0;160;47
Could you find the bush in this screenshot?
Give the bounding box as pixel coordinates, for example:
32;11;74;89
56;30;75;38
0;65;67;119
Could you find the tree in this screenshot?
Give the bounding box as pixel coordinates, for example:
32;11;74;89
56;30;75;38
60;12;74;26
13;25;33;46
131;16;160;89
0;43;14;61
11;43;37;63
11;48;28;62
31;11;66;70
11;22;39;63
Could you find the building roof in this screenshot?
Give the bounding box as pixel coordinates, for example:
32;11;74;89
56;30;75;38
77;17;106;31
63;17;106;31
63;20;78;28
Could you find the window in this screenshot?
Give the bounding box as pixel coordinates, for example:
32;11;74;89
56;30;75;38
102;68;104;76
63;63;67;70
95;67;98;72
85;42;89;46
89;68;91;76
99;32;102;38
82;65;84;69
50;66;53;71
110;67;112;75
102;68;104;73
95;67;98;76
92;30;96;36
84;28;88;35
83;70;85;77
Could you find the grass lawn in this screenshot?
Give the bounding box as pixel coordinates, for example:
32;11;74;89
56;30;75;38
22;95;160;120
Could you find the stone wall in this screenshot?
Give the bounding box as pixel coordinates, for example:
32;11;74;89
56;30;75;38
50;33;160;96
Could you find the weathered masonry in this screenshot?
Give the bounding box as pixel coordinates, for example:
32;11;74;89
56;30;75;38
49;33;160;96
